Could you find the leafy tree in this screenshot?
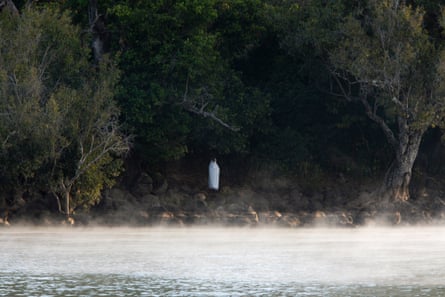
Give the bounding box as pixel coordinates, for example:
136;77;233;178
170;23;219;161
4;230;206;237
329;0;445;201
244;1;380;174
0;5;129;216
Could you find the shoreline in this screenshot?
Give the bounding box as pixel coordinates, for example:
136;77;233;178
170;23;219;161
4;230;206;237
3;169;445;229
4;206;445;228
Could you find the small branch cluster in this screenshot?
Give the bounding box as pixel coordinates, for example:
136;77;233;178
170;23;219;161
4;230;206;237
0;0;19;15
180;75;240;132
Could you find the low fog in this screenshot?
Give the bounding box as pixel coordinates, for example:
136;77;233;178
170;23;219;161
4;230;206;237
2;226;445;286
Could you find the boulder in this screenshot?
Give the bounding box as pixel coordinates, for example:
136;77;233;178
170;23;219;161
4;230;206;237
160;189;187;209
267;193;289;212
183;197;208;212
0;216;9;226
105;188;137;210
140;194;161;209
246;206;259;224
194;192;207;202
376;211;402;225
354;210;377;225
309;210;328;226
309;193;324;211
278;214;301;227
153;179;169;195
132;172;153;198
226;202;247;213
156;211;175;224
289;189;310;210
250;195;269;212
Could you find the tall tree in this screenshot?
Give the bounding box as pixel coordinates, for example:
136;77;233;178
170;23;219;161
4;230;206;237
0;4;129;216
329;0;445;201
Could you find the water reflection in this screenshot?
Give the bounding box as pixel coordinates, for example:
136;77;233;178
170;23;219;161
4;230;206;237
2;227;445;296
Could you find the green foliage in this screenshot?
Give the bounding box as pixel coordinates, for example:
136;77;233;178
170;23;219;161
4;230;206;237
330;0;442;133
12;0;440;196
104;1;208;160
214;0;267;59
72;155;123;211
0;4;128;212
267;0;351;58
246;0;396;176
99;0;271;162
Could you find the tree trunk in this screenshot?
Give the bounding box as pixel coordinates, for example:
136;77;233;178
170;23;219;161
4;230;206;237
65;185;72;218
88;0;106;63
383;130;423;201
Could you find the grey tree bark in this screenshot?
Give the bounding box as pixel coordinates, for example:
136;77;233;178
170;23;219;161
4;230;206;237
88;0;106;63
383;128;423;201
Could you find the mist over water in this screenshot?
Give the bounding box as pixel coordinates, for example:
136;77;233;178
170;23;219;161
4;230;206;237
2;226;445;296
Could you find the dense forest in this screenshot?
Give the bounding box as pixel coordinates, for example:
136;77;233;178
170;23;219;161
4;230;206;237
2;0;445;225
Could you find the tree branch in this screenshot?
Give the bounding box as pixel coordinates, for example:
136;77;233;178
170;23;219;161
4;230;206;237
38;45;53;82
330;69;399;151
184;103;240;131
359;89;399;151
0;0;19;15
180;74;240;132
72;129;129;186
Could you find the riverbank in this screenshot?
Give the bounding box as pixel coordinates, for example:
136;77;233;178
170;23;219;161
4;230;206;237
4;162;445;228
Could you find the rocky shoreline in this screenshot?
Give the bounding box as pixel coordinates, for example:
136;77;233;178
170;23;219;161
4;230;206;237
4;168;445;228
74;189;445;227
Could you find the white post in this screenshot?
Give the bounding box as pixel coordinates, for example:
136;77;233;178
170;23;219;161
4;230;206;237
208;159;220;190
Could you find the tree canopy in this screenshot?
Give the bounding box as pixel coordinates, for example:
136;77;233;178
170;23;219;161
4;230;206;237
328;0;445;200
0;4;129;216
4;0;445;215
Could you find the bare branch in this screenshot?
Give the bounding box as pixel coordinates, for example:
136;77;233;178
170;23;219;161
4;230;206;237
0;0;19;15
68;120;130;188
329;70;357;101
184;103;240;132
38;45;53;82
8;73;20;102
180;74;240;132
1;130;16;149
359;90;399;150
329;68;399;150
199;101;209;113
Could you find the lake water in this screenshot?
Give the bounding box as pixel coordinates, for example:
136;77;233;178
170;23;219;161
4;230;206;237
1;226;445;296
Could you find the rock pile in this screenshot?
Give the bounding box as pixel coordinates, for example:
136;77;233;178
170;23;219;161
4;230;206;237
3;170;445;227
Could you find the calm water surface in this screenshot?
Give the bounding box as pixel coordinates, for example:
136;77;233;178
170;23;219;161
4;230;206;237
1;226;445;296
